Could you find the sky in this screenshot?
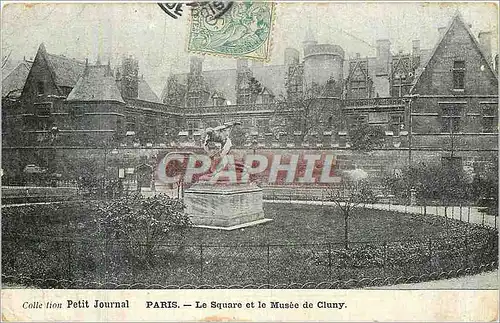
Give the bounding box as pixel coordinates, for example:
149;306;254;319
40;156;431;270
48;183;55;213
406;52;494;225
1;1;498;95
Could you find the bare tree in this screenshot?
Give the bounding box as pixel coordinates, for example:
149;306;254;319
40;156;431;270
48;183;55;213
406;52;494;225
271;82;335;142
327;169;375;248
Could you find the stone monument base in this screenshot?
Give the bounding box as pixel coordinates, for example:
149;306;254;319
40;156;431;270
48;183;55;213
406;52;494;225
184;182;272;230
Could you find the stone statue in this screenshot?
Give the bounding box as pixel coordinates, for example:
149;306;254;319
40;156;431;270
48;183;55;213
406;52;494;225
185;120;270;228
201;121;243;178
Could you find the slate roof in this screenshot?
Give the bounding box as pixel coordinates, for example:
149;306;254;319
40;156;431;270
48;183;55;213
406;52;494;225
166;64;287;105
2;60;32;98
138;78;160;103
45;53;86;88
67;64;125;103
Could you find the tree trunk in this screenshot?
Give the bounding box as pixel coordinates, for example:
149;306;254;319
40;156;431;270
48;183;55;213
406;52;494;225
344;214;349;249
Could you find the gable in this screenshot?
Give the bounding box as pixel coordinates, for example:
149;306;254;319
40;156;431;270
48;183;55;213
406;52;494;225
2;61;32;98
348;60;369;81
411;14;498;95
21;46;62;101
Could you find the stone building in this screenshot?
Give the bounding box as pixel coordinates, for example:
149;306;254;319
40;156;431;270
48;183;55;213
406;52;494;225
161;14;496;157
1;44;178;181
409;12;498;169
1;13;497;184
2;43;174;148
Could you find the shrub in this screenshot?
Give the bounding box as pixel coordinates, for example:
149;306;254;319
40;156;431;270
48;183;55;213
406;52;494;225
88;194;192;266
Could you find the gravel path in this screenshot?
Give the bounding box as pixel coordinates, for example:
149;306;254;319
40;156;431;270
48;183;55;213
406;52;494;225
367;270;499;290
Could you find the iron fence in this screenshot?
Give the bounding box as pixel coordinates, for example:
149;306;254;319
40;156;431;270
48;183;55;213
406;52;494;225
263;189;498;229
2;231;497;289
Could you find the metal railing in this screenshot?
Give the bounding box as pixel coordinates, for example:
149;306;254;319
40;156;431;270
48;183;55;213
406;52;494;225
343;97;405;107
2;229;497;289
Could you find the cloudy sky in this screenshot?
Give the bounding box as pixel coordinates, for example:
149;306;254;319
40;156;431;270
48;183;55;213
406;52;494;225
2;1;498;95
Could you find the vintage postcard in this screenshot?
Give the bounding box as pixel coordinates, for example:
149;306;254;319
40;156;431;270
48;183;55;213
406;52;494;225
1;1;498;322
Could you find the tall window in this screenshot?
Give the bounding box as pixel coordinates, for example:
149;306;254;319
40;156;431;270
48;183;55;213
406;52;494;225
482;106;497;133
37;81;45;95
238;89;252;105
187;119;200;136
116;119;123;134
390;115;404;135
126;116;136;132
441;106;461;133
187;95;201;108
453;60;465;90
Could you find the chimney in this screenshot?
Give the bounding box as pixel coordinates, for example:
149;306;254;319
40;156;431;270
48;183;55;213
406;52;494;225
478;31;492;64
189;56;203;76
83;58;89;76
356;53;361;59
120;56;139;99
412;40;420;56
375;39;391;76
438;27;447;37
284;48;300;66
236;59;249;71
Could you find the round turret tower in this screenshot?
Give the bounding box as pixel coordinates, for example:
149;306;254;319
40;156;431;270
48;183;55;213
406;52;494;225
303;43;345;89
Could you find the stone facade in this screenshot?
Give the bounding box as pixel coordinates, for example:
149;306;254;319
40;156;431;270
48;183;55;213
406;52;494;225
1;13;497;184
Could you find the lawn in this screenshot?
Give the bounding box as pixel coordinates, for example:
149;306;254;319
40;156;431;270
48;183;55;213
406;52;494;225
2;202;470;244
185;203;458;246
2;201;497;288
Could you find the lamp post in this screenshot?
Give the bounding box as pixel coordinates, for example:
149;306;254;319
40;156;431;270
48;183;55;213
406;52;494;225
407;94;418;167
405;94;419;205
49;126;59;185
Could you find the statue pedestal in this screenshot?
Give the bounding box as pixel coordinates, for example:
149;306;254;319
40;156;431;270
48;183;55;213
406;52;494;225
184;182;272;230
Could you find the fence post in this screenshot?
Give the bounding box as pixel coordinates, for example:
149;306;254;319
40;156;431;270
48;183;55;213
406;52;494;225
108;239;113;283
467;206;471;224
267;244;271;288
464;235;468;269
495;216;497;230
200;244;204;285
459;205;462;222
482;213;485;226
67;241;72;282
383;242;388;276
328;243;332;280
428;238;432;272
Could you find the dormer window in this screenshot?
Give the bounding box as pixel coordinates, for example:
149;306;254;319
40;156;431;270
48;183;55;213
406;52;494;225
453;60;465;90
37;81;45;95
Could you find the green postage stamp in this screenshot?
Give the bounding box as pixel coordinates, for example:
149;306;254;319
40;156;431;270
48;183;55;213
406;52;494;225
187;1;275;60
